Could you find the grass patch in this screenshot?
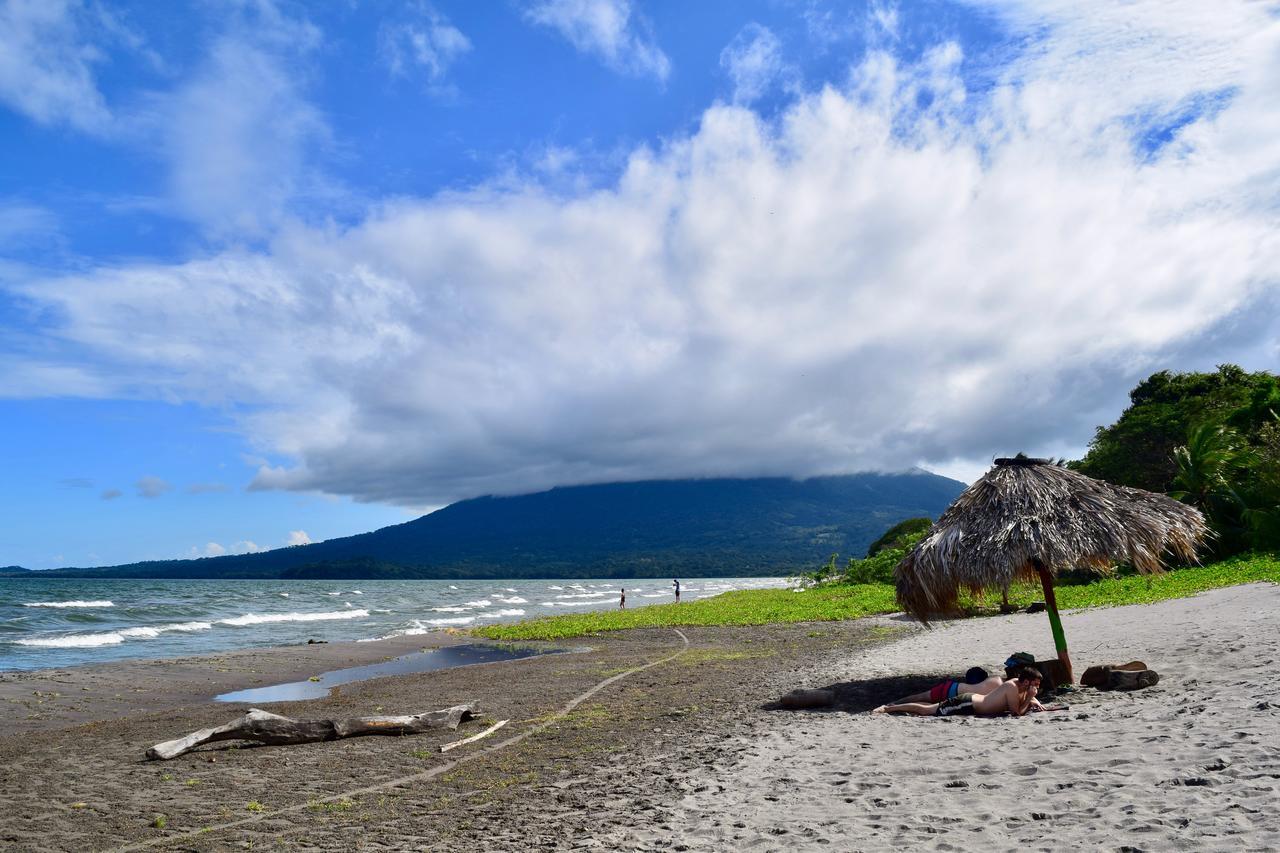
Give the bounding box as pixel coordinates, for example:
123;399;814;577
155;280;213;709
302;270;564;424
983;553;1280;612
307;800;355;812
471;555;1279;641
473;585;898;641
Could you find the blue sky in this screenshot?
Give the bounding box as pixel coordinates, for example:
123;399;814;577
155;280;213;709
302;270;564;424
2;0;1279;568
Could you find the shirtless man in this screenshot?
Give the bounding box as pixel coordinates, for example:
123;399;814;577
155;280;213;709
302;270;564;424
872;668;1044;717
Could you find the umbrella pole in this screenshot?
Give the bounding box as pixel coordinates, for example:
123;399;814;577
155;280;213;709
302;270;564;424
1033;561;1073;684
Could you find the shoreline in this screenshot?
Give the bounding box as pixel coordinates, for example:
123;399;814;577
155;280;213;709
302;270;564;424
0;583;1276;850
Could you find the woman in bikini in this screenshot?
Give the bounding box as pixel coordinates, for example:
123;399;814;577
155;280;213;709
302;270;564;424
872;668;1044;717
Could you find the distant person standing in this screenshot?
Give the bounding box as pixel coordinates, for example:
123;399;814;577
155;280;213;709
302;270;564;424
673;579;681;601
620;588;626;609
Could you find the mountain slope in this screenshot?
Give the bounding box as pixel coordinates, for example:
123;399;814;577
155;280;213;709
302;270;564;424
26;473;965;579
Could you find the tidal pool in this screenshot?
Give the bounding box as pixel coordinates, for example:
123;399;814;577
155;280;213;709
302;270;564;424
215;643;564;703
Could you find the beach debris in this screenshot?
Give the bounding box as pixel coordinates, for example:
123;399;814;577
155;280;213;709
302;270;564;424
1080;662;1158;691
779;689;835;709
146;703;480;760
439;718;508;752
1106;669;1160;691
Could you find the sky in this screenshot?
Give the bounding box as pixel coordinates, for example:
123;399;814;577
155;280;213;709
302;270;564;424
2;0;1279;569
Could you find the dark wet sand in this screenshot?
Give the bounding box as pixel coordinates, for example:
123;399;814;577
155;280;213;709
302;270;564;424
0;619;897;851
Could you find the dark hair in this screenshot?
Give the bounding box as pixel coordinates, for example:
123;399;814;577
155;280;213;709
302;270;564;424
964;666;989;685
1015;666;1043;684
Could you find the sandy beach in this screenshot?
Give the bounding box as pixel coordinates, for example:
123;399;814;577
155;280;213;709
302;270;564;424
0;584;1277;851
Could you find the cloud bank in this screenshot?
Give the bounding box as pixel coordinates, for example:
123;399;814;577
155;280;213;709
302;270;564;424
10;1;1280;505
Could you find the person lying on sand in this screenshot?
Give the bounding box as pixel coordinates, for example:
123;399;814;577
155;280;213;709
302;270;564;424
872;668;1044;717
886;666;1005;705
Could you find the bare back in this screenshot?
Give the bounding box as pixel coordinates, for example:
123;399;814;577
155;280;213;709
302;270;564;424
970;680;1031;716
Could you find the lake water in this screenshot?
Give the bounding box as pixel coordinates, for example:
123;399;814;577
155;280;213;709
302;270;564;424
0;576;786;671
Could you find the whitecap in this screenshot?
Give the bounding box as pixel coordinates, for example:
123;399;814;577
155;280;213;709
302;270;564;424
278;592;290;597
219;610;369;627
448;585;459;590
641;593;667;598
17;621;211;648
547;585;563;590
427;616;475;626
495;596;528;604
326;591;341;596
479;609;526;619
351;590;363;595
462;599;492;608
23;600;114;608
431;606;468;613
503;587;517;593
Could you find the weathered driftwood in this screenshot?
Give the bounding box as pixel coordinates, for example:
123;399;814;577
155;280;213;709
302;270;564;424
439;718;507;753
146;703;480;761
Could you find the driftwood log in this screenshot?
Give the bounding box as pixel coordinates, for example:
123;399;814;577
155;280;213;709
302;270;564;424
146;703;480;761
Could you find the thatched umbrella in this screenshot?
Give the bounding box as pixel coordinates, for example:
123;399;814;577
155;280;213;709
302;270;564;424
895;456;1208;683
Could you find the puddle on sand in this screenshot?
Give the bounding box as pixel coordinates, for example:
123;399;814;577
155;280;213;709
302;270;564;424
216;643;564;703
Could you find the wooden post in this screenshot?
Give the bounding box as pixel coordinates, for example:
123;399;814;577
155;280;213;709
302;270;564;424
1033;559;1073;684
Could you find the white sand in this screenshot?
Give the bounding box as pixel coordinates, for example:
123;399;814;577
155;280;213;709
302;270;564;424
645;583;1280;851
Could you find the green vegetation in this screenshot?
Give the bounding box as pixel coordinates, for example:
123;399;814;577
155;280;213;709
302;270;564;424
865;517;932;557
804;529;927;585
474;584;899;640
151;814;167;830
474;554;1279;641
1075;365;1280;555
245;801;265;813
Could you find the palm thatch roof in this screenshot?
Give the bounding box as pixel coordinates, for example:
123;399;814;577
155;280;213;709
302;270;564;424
895;457;1208;621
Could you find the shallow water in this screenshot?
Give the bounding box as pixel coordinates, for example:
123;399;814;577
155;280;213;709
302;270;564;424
215;643;566;703
0;576;785;671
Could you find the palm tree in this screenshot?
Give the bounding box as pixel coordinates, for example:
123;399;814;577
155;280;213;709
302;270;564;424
1170;423;1247;549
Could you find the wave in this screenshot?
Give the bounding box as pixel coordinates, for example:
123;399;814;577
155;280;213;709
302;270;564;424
219;610;369;627
462;599;492;608
427;616;476;626
431;606;468;613
16;621;211;648
23;600;114;608
494;595;528;604
479;609;526;618
555;592;611;599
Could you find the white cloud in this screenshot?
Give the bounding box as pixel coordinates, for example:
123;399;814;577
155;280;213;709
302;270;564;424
100;488;122;501
286;529;312;546
379;5;470;87
9;1;1280;507
235;540;266;554
0;203;58;249
135;476;171;498
0;0;111;133
154;27;329;237
524;0;669;81
719;23;787;104
201;541;226;557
